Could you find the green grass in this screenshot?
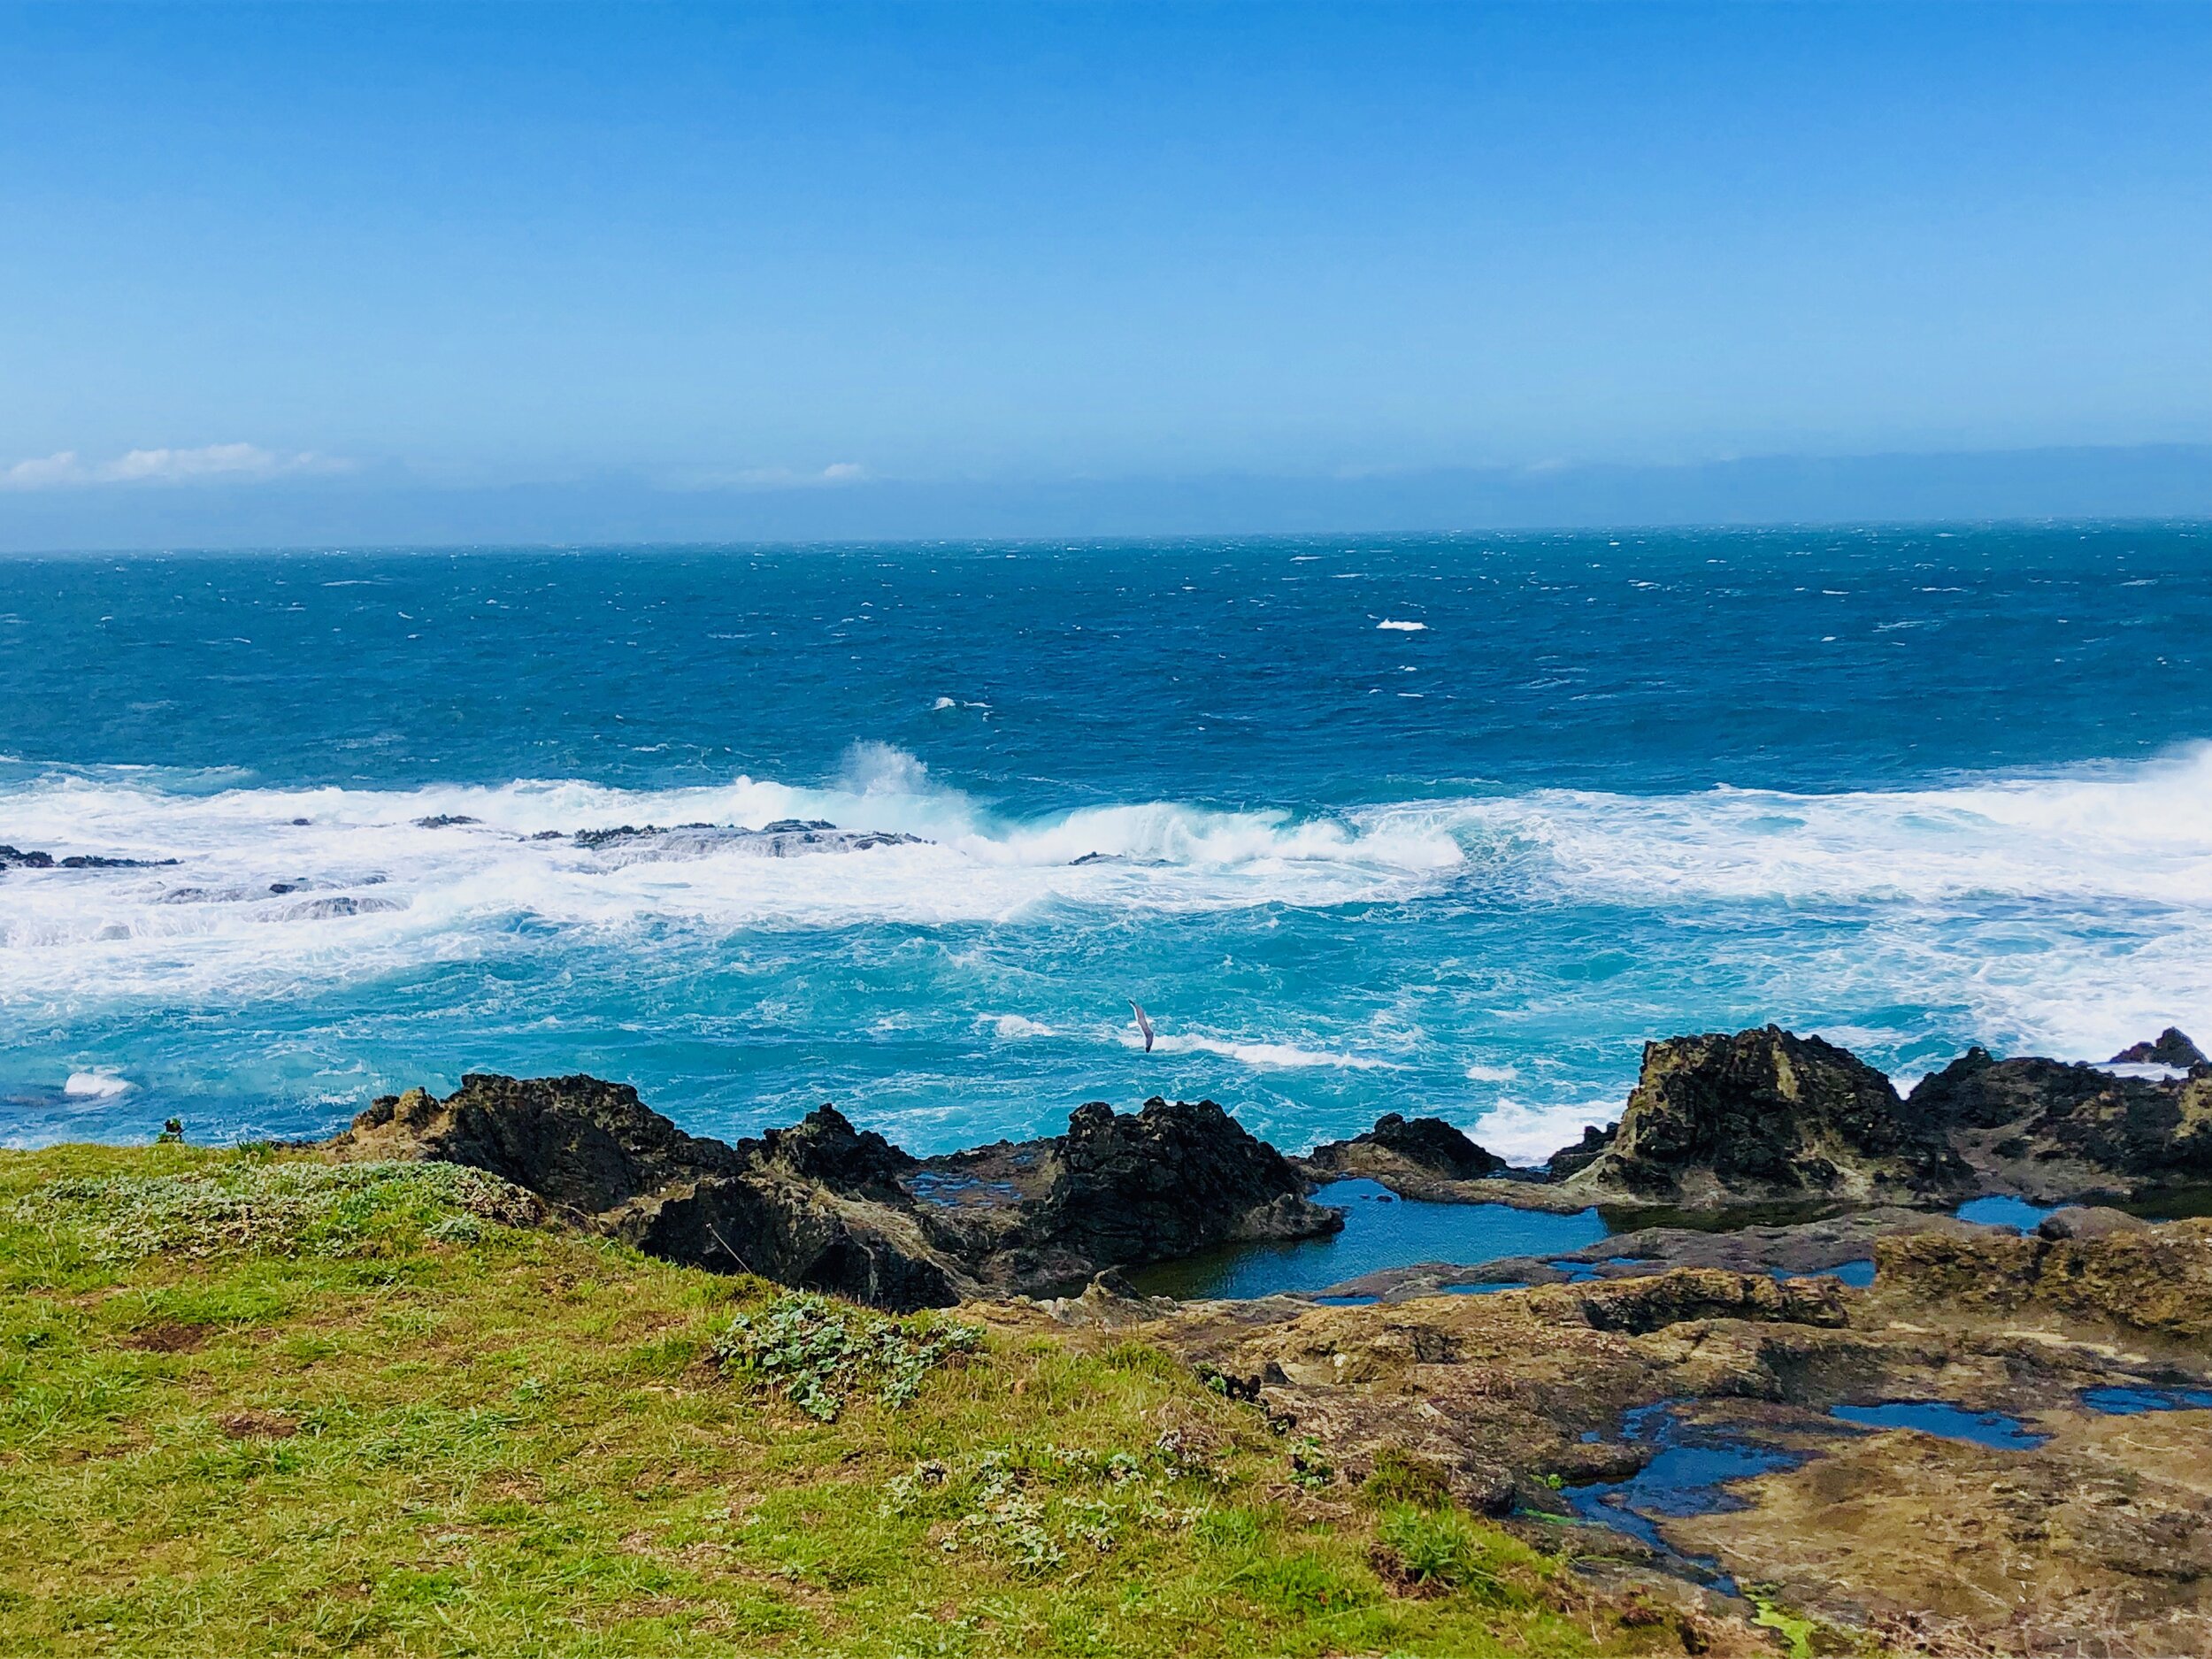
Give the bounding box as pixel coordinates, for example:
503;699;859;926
0;1143;1695;1658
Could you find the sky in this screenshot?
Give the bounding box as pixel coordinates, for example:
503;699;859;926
1;1;2209;546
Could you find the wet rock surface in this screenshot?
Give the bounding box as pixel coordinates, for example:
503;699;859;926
1311;1205;1970;1302
2111;1026;2208;1068
1299;1110;1510;1192
326;1074;1339;1310
0;843;176;871
563;820;926;856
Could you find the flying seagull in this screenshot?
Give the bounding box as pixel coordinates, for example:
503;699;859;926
1129;1000;1155;1054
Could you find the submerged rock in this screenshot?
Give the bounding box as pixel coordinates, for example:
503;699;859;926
327;1075;1337;1309
0;843;175;871
567;821;926;857
1302;1111;1509;1190
1557;1025;1971;1209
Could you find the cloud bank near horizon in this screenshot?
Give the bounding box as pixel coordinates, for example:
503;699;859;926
0;444;349;492
0;443;2206;551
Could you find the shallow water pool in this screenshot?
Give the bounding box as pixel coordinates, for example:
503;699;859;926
1127;1178;1608;1299
1831;1401;2047;1448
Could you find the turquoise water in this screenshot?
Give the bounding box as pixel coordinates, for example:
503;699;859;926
5;524;2212;1156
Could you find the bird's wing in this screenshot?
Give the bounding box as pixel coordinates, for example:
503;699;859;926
1129;1000;1155;1050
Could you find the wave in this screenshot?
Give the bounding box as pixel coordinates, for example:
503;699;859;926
5;743;2212;1050
63;1069;134;1099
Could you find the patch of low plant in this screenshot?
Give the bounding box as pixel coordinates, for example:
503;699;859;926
13;1159;541;1263
1361;1445;1455;1509
710;1290;981;1421
1287;1432;1335;1490
879;1437;1217;1575
1375;1503;1508;1599
1225;1548;1371;1615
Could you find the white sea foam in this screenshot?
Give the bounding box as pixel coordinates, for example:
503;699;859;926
987;1014;1055;1041
1472;1096;1616;1166
64;1070;134;1099
5;744;2212;1063
1463;1064;1519;1082
1133;1032;1400;1070
1376;618;1428;631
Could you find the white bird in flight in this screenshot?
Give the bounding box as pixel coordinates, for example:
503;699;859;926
1129;1000;1155;1054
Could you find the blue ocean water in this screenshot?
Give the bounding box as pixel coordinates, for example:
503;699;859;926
4;525;2211;1157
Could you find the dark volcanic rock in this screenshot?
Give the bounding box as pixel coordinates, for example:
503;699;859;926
1547;1122;1618;1180
328;1076;1335;1309
569;821;925;857
1044;1097;1344;1264
1303;1112;1510;1186
1908;1047;2212;1201
0;844;174;871
341;1073;747;1213
2109;1026;2208;1068
757;1102;918;1197
1562;1025;1971;1208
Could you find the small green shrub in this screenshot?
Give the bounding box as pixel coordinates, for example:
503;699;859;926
1362;1447;1454;1509
1376;1505;1505;1597
710;1291;981;1421
14;1160;540;1263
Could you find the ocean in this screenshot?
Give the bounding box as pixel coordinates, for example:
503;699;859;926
4;523;2209;1159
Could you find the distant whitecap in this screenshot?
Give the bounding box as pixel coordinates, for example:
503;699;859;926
65;1070;134;1099
1376;618;1427;631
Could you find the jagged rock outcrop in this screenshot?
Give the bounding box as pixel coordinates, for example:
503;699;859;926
1044;1096;1341;1262
1907;1046;2212;1201
2110;1026;2208;1068
336;1073;748;1211
1302;1111;1509;1190
327;1076;1339;1309
565;821;926;857
1558;1025;1972;1209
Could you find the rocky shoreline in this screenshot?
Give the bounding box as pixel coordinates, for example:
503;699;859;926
328;1074;1342;1310
217;1020;2212;1647
322;1021;2212;1312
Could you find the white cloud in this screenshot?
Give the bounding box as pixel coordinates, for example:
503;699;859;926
669;461;871;491
0;443;349;491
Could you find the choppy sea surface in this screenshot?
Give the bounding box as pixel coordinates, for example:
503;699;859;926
4;525;2209;1158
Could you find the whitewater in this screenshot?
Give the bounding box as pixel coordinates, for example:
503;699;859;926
4;526;2208;1154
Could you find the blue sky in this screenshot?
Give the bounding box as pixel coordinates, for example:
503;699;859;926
2;2;2208;543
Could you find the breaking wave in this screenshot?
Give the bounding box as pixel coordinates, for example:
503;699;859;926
4;742;2212;1063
